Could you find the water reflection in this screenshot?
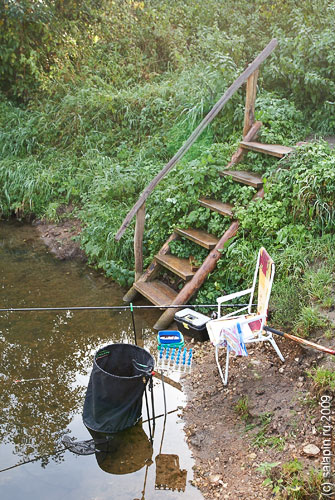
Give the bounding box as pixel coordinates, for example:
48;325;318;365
0;221;202;500
89;426;153;475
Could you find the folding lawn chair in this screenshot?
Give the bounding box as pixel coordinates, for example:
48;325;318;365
206;247;284;385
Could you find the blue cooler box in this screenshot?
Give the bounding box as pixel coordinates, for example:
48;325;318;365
174;308;210;341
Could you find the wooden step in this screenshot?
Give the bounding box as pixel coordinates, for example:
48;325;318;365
133;280;178;306
155;254;195;281
240;141;294;158
175;227;219;249
220;170;263;189
198;197;234;218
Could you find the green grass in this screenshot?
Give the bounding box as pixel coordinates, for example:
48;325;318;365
250;413;286;451
294;306;328;338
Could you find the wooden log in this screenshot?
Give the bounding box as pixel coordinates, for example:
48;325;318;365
243;69;259;137
123;285;138;304
134;202;146;281
227;120;262;168
154;221;240;330
115;39;278;241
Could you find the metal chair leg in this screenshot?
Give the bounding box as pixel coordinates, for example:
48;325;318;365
215;345;230;385
268;336;285;362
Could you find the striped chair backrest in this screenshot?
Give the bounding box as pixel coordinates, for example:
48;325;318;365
257;247;275;318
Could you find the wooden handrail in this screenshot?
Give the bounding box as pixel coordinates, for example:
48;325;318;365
115;39;278;241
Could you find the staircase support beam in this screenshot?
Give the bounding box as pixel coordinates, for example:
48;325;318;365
243;69;259;137
227;120;262;168
153;221;239;330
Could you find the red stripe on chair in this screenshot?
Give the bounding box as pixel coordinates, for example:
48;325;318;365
249;319;262;331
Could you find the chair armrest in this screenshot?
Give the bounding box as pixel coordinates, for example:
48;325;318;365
217;288;253;304
238;313;265;326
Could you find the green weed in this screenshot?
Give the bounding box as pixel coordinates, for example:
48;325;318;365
307;367;335;394
304;267;333;305
258;459;322;499
250;413;285;451
234;396;250;421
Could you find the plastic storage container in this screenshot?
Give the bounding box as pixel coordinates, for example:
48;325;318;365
157;330;184;350
174;308;210;341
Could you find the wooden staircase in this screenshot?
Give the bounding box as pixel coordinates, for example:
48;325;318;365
116;43;296;329
124;135;294;329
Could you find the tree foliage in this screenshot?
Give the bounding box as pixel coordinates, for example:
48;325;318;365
0;0;335;330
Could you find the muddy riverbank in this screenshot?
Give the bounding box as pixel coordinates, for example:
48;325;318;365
29;216;335;498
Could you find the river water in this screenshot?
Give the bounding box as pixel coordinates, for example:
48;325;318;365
0;221;202;500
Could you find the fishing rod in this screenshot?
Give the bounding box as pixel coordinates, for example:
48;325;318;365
0;303;254;313
264;326;335;356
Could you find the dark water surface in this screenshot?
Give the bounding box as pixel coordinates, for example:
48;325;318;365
0;221;202;500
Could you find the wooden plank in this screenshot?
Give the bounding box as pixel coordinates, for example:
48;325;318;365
175;228;219;250
220;169;263;189
115;40;278;241
198;197;233;218
134;202;145;281
155;254;195;281
154;371;182;391
154;221;240;329
227;121;262;168
123;232;179;303
140;232;179;283
133;280;178;306
243;69;259;137
175;227;219;249
240;141;294;158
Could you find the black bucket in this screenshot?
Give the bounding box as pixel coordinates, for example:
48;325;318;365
83;343;155;434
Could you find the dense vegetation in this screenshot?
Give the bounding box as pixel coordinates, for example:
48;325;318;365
1;0;335;336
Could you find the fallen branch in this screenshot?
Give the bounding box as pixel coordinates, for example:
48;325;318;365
264;326;335;356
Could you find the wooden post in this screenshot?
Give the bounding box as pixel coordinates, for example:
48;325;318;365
243;69;259;137
123;285;138;304
134;202;146;281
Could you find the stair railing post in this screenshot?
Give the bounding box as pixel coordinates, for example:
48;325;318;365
243;69;259;137
134;202;146;281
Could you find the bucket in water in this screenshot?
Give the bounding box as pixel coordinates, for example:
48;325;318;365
83;343;154;434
